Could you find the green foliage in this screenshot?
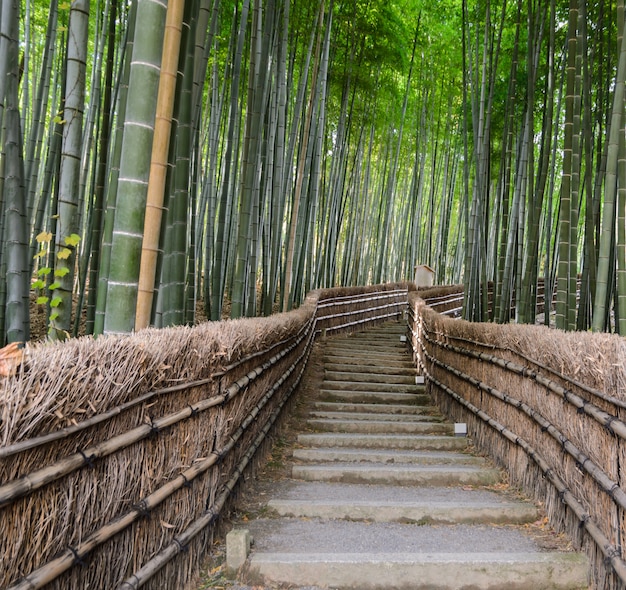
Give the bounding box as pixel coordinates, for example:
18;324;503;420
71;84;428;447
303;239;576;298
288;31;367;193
30;230;80;340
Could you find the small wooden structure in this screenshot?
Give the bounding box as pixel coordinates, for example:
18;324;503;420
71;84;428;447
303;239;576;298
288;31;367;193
414;264;435;288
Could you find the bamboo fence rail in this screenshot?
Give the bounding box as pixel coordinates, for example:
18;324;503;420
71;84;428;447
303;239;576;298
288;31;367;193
0;283;409;590
409;289;626;590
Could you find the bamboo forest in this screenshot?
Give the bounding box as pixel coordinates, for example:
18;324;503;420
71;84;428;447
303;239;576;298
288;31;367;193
1;0;626;345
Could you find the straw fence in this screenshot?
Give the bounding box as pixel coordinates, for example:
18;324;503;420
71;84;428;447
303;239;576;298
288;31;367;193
409;287;626;590
0;283;408;590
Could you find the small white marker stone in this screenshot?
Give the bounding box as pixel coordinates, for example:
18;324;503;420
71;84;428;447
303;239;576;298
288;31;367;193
454;423;467;437
400;335;407;342
226;529;252;573
415;375;425;385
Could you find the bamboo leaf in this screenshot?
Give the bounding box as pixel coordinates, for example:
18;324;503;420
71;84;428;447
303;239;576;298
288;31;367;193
36;296;49;305
57;247;72;260
50;296;63;308
37;267;52;276
54;267;70;277
31;280;46;290
49;282;61;291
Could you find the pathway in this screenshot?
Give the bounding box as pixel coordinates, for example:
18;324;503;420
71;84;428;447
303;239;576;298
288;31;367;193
218;322;589;590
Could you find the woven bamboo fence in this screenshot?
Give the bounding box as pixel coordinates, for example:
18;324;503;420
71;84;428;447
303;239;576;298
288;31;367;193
0;283;409;590
409;288;626;590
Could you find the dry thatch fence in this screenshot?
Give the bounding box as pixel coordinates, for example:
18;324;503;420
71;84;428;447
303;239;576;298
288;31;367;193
0;283;409;590
410;286;626;590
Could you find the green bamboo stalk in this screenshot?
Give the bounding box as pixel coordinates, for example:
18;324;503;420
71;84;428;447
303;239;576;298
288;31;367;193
94;1;136;335
103;0;166;334
2;0;30;344
592;10;626;332
555;0;578;331
50;0;89;339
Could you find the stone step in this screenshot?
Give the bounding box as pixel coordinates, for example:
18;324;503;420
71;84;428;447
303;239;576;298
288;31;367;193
297;433;470;451
324;345;409;358
292;447;486;465
225;323;590;590
319;390;431;405
248;551;589;590
328;332;407;342
306;418;453;435
244;519;589;590
312;401;440;415
329;336;407;346
309;410;444;423
325;370;419;385
324;355;415;369
322;379;424;393
324;362;417;376
266;483;539;524
292;462;502;486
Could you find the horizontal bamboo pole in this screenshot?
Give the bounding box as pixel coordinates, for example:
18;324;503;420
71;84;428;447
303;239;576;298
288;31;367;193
1;323;311;507
316;309;405;336
0;377;214;459
316;289;408;309
426;324;626;411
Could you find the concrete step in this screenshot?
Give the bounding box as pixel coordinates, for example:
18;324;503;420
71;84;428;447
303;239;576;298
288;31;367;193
266;483;539;524
331;328;406;337
319;390;430;406
244;519;589;590
292;447;487;466
297;432;470;451
309;410;444;422
292;462;502;486
306;418;454;435
312;401;440;415
223;324;590;590
324;354;415;369
324;345;410;358
325;370;418;385
324;362;417;376
248;551;589;590
321;379;424;393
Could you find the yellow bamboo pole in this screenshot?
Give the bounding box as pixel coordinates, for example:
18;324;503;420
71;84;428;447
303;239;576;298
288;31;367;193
135;0;186;330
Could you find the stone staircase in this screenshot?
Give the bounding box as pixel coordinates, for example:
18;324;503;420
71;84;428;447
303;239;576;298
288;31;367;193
231;322;589;590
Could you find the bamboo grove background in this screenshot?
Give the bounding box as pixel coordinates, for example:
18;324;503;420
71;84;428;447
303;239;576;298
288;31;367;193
411;285;626;590
0;283;408;589
3;0;626;344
